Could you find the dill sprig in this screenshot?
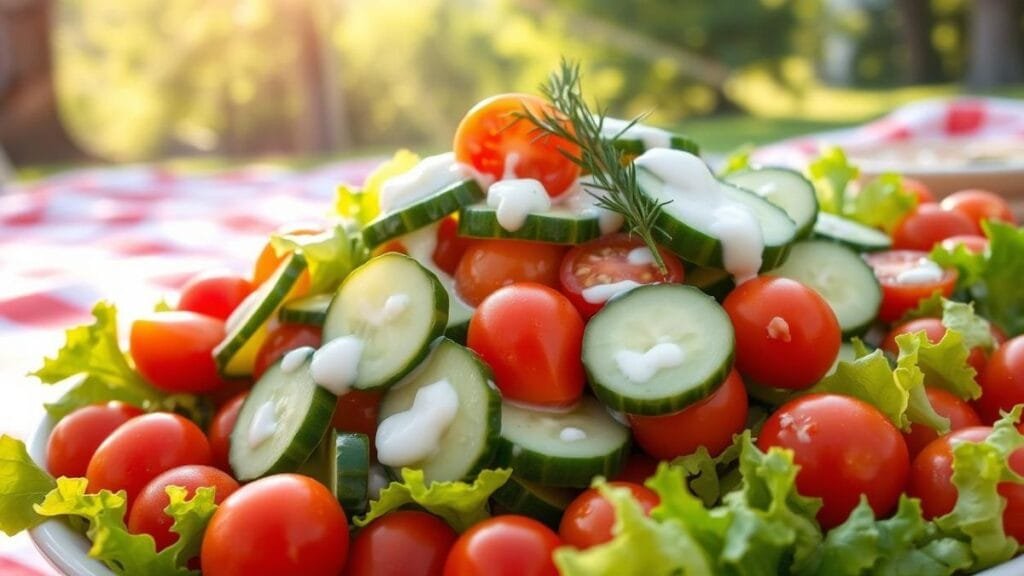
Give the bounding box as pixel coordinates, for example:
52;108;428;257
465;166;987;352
517;58;668;273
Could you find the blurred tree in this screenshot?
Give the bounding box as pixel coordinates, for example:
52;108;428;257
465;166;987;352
967;0;1023;87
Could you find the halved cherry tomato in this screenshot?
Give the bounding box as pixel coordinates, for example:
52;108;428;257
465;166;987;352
454;93;580;198
443;515;560;576
558;234;684;319
864;251;958;323
628;369;747;460
467;283;585;407
252;323;323;381
758;394;910;529
901;387;982;459
433;216;474;276
559;482;659;550
723;276;840;390
346;511;457;576
940;189;1017;227
128;465;239;552
975;336;1024;424
881;316;996;375
939;234;988;254
207;392;247;472
130;312;226;394
892;204;980;251
902;177;937;205
454;240;566;307
178;270;254;321
46;402;143;478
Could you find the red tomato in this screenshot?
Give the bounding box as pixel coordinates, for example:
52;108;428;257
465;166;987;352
46;403;143;478
467;283;585;406
864;251;958;323
881;316;993;375
558;234;684;319
207;393;247;473
892;204;980;251
722;276;840;390
332;389;382;458
975;336;1024;424
939;234;989;254
559;482;659;549
130;312;226;394
902;388;982;459
614;453;660;485
252;323;322;381
628;369;747;460
201;474;349;576
443;515;560;576
128;465;239;551
454;239;566;307
453;93;580;198
87;413;212;505
178;270;254;321
902;177;937;205
433;216;473;276
909;426;1024;542
758;394;910;529
345;511;457;576
940;189;1017;227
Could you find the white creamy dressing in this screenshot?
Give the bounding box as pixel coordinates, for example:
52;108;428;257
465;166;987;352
402;223;474;311
895;259;944;285
614;341;686;384
375;379;459;467
310;336;365;396
626;247;655;266
225;288;262;334
502;152;521;180
280;346;314;373
559;427;588;443
367;464;392;501
562;177;625;234
365;293;411;326
634;149;764;284
581;280;642;304
486;178;551;232
600;118;673;149
379;153;464;213
247;401;278;449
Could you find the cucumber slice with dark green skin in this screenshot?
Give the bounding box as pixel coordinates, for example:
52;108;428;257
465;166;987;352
229;355;337;481
769;240;883;337
322;253;448;390
491;476;578;529
724;167;818;240
362;180;483;249
494;397;629;488
600;119;700;157
812;212;893;253
457;204;601;245
214;252;308;377
582;284;735;415
637;169;797;272
684;264;735;302
296;430;371;515
279;294;332;326
376;339;501;483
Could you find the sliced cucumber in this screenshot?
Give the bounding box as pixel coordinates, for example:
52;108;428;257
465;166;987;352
377;339;501;483
458;203;600;245
684;264;734;301
297;430;371;515
322;253;448;390
229;354;336;481
582;284;735;415
724;167;818;240
362;180;483;249
491;476;578;529
495;396;629;488
214;253;307;377
396;224;475;344
813;212;892;253
769;240;882;337
600;118;700;157
279;294;332;327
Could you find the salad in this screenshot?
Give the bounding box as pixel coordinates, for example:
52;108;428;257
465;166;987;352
2;60;1024;576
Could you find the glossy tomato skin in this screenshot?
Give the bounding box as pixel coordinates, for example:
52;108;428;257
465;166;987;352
628;370;747;460
468;283;585;406
86;413;212;505
975;336;1024;424
433;216;474;276
128;465;239;551
902;388;982;458
558;234;684;319
758;394;910;529
201;474;349;576
130;312;226;394
559;482;659;550
723;276;840;390
252;323;322;381
940;189;1017;227
443;515;560;576
178;270;254;321
345;511;457;576
46;402;143;478
864;251;958;323
453;93;580;198
207;393;247;473
454;239;566;307
902;178;937;205
892;204;980;251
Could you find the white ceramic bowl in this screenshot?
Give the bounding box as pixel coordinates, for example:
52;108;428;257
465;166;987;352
24;417;1024;575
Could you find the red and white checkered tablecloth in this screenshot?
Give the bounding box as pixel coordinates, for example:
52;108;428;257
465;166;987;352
0;157;380;575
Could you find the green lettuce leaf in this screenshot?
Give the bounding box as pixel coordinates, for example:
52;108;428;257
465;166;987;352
843;173;917;234
941;300;995;352
270;223;364;295
354;468;511;532
672;442;742;507
895;331;981;400
335;149;420;226
808;147;859;215
0;435;56;535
